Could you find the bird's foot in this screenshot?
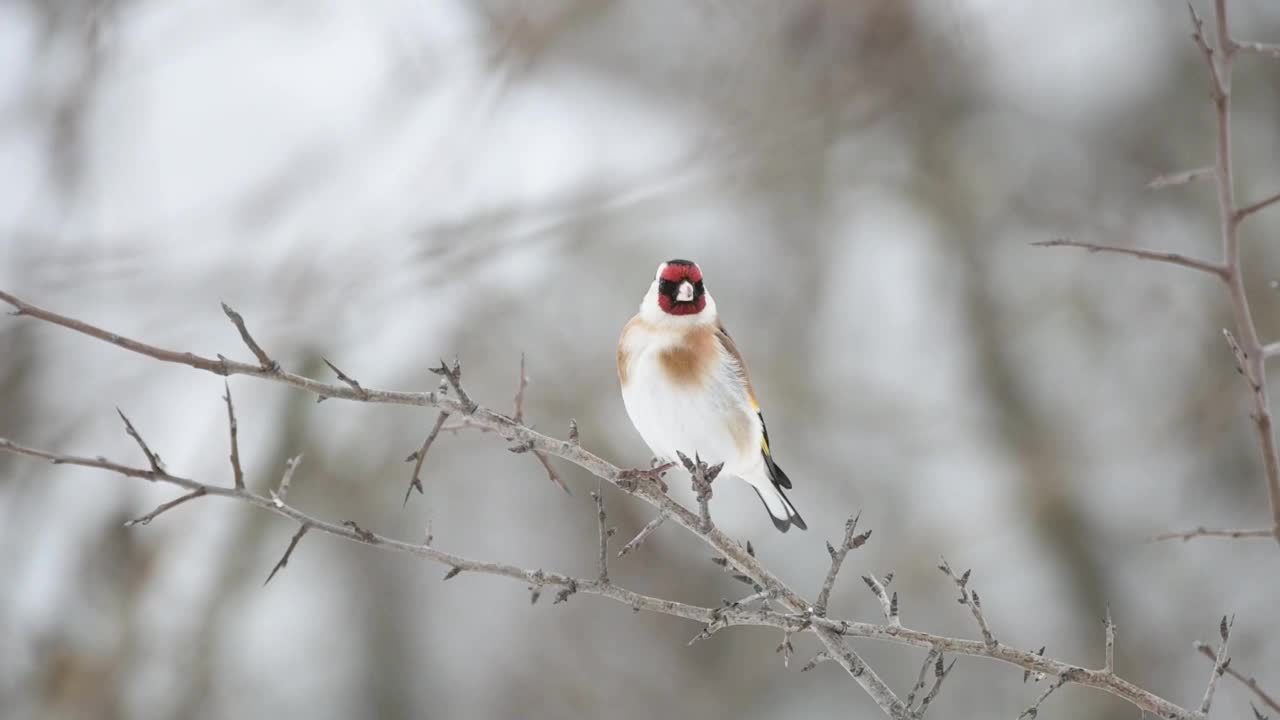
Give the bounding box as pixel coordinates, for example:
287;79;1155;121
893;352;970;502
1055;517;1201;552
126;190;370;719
617;462;674;493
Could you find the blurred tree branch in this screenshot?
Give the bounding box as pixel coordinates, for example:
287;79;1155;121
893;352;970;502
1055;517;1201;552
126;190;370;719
1041;0;1280;545
0;290;1229;720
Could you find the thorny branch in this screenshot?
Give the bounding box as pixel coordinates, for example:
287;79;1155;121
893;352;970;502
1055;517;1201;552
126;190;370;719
223;382;245;490
862;572;899;627
1199;615;1233;716
593;483;612;584
1040;1;1280;543
939;560;995;649
1195;641;1280;715
1151;526;1275;542
617;511;667;558
265;523;310;585
404;411;450;505
0;290;1229;720
903;649;955;719
432;355;569;495
814;513;871;616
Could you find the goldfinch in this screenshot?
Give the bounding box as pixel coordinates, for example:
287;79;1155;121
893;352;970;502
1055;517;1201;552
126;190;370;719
617;259;807;532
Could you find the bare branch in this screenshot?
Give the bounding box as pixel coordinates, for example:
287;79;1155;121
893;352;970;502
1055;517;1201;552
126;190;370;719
1190;0;1280;544
1235;39;1280;58
1031;239;1228;278
436;356;570;494
0;291;1215;720
617;511;667;557
322;357;369;399
220;302;278;371
223;382;245;490
1018;671;1075;720
1196;642;1280;714
430;357;477;414
1199;615;1234;715
800;651;833;672
862;573;899;627
939;560;996;648
593;484;611;584
405;411;450;505
776;629;794;668
903;648;940;711
1236;189;1280;220
1151;526;1275;542
0;432;1205;719
1189;4;1226;103
1147;166;1214;189
124;487;207;527
265;523;310;585
512;352;529;423
271;455;302;507
914;654;956;719
116;408;165;473
814;513;871;616
1104;607;1116;675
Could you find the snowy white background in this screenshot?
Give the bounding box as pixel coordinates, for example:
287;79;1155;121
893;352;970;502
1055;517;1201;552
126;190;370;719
2;1;1280;718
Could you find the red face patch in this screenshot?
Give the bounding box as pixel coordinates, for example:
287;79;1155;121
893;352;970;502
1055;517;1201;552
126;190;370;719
659;263;702;283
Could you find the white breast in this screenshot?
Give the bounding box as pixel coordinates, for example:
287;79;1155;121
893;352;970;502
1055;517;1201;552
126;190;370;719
620;326;760;477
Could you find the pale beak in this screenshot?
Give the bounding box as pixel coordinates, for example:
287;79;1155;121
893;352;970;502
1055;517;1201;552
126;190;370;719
676;281;695;302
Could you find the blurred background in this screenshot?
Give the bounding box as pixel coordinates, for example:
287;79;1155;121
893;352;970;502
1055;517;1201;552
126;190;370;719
3;1;1280;718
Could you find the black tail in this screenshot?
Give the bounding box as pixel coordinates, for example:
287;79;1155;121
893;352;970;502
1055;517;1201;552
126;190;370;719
755;458;807;533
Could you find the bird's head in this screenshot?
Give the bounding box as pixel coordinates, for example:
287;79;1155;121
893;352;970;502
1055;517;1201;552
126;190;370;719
640;259;715;324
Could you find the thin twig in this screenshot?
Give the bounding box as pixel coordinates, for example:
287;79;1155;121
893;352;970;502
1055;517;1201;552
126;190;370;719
223;382;245;490
594;483;611;584
116;408;165;472
904;648;940;711
1196;642;1280;714
265;523;310;585
1236;40;1280;57
862;573;899;626
814;513;871;616
1150;526;1275;542
1103;607;1116;675
124;488;207;527
531;450;570;495
322;357;369;399
776;629;794;668
271;455;302;507
220;302;277;371
1018;672;1075;720
915;654;957;718
430;357;477;413
405;411;450;505
617;511;667;557
1199;615;1234;715
939;559;996;649
1031;239;1227;278
1189;5;1226;103
512;352;528;423
800;651;833;672
1148;166;1214;189
1236;189;1280;220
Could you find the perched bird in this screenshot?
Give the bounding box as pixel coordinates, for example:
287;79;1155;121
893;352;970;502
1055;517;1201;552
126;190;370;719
617;259;806;532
